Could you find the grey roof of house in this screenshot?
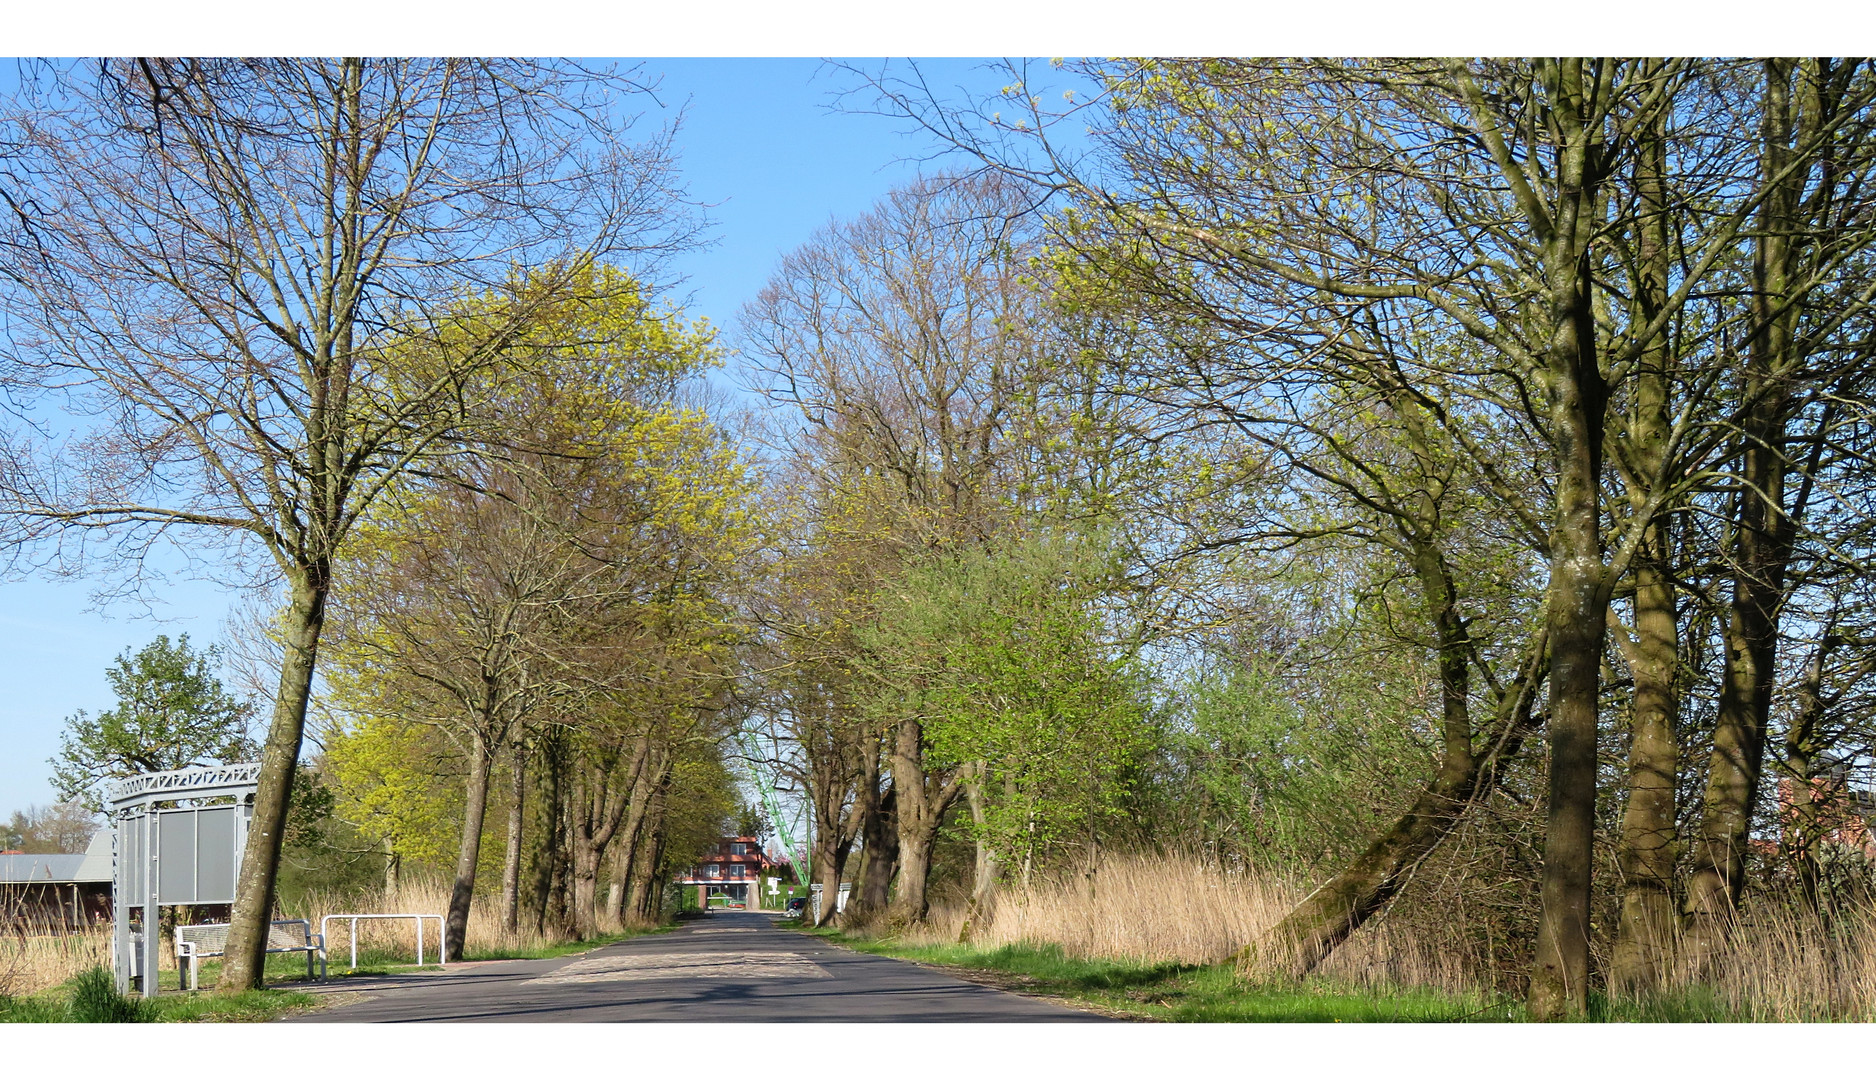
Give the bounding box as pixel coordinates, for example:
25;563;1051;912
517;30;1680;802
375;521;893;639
0;832;113;884
0;853;86;883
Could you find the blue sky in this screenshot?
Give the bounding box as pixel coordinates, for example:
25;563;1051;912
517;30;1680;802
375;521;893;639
0;57;1007;815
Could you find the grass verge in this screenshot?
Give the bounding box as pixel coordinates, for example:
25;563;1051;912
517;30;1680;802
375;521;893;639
800;927;1520;1022
1;921;675;1021
802;927;1822;1022
0;966;315;1023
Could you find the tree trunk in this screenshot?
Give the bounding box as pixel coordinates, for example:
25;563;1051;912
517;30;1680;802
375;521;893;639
569;738;650;939
500;750;526;937
603;840;629;931
383;837;401;897
1252;627;1546;976
626;797;668;924
888;716;962;923
1610;95;1682;996
803;732;859;927
808;823;848;927
568;762;603;940
220;571;327;993
528;734;568;937
444;735;495;962
838;740;890;925
858;782;899;917
960;771;998;942
547;823;571;937
603;754;665;928
1683;57;1803;968
1782;638;1836;916
1530;526;1608;1020
1524;58;1613;1023
1609;539;1682;993
896;828;935;925
570;831;601;940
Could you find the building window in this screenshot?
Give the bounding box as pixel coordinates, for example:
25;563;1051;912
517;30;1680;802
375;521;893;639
730;843;748;856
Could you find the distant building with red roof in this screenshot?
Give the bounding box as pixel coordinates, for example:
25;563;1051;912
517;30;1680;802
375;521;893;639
673;836;795;910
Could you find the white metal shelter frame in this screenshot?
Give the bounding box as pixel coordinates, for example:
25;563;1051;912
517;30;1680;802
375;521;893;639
107;763;261;997
320;913;448;970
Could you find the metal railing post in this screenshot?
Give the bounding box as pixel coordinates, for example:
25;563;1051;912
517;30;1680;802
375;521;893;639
319;913;447;970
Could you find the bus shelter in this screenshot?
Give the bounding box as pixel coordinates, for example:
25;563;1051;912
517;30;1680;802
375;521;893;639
107;763;260;996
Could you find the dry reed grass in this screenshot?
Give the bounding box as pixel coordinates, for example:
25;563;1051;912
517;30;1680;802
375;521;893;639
1649;905;1876;1021
12;857;1875;1018
0;918;113;997
868;852;1876;1018
281;877;626;960
904;853;1284;964
1;875;595;999
283;877;582;962
891;853;1479;991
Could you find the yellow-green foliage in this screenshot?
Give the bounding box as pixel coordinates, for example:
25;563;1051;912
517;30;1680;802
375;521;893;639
322;714;464;871
320;262;759;878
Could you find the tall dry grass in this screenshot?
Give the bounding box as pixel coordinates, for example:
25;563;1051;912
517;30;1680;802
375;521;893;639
886;852;1480;991
0;918;113;997
867;851;1876;1018
283;876;584;962
901;853;1280;965
1;876;576;997
2;874;602;997
1648;905;1876;1021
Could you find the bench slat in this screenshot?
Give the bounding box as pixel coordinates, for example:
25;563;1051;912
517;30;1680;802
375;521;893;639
176;920;314;956
174;919;324;990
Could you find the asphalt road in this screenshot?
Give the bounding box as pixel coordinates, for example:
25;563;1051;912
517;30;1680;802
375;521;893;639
286;910;1108;1022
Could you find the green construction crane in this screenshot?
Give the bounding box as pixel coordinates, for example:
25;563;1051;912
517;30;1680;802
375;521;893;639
740;727;809;908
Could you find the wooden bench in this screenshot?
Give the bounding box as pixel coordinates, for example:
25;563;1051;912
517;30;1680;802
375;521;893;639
175;919;326;990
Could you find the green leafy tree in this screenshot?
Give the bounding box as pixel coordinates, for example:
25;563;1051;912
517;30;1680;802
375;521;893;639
323;712;467;880
859;532;1152;909
50;634;256;810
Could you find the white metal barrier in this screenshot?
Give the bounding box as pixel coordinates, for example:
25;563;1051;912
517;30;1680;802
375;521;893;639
320;913;448;970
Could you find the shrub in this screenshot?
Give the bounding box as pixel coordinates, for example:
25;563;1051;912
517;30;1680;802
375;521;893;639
66;966;150;1023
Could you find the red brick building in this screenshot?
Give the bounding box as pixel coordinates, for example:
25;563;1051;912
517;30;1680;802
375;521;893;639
673;836;792;910
1778;775;1876;859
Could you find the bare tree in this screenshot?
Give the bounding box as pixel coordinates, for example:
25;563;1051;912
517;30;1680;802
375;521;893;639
0;58;696;990
743;174;1062;923
324;470;591;960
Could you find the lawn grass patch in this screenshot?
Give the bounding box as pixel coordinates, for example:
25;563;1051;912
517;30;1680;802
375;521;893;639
1582;986;1847;1023
144;988;317;1023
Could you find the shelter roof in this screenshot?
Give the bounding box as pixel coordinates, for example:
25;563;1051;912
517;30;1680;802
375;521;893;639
0;833;112;884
